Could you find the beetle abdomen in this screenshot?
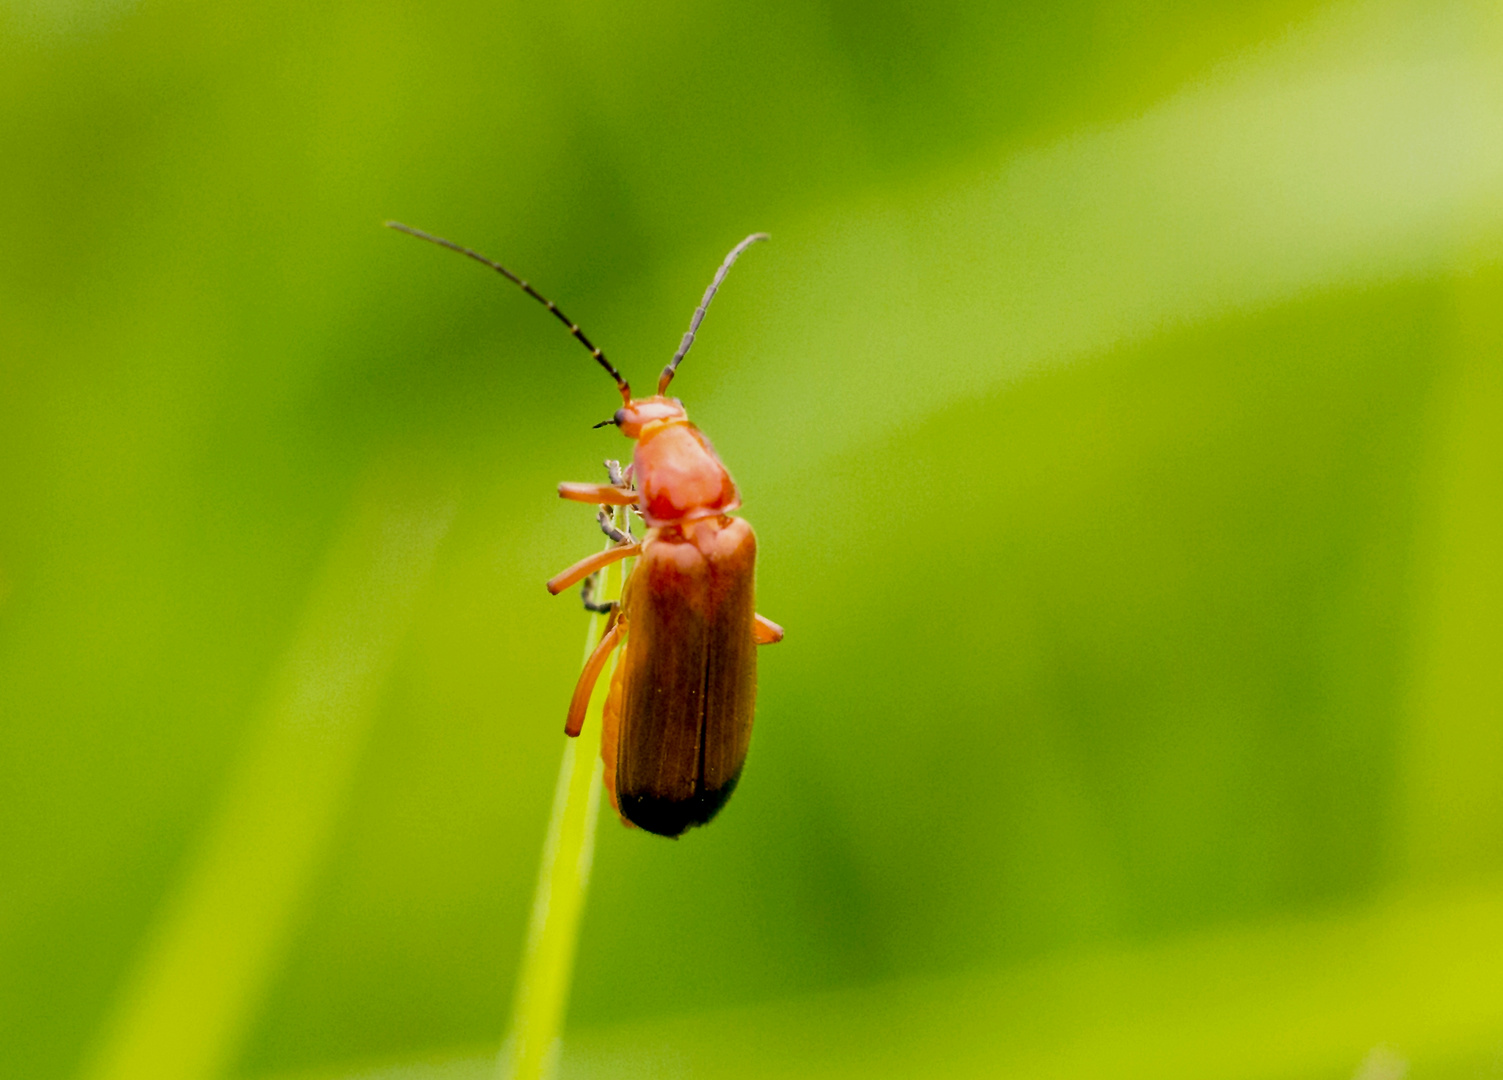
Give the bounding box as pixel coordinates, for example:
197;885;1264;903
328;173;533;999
611;517;758;837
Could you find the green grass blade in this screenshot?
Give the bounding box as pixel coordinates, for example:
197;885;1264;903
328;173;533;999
499;548;623;1080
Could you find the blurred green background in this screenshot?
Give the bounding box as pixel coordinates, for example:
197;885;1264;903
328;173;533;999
3;0;1502;1077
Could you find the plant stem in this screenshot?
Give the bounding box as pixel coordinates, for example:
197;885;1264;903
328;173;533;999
499;545;623;1080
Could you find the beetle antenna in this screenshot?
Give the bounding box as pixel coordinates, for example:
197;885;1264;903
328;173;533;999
386;221;632;405
658;232;768;395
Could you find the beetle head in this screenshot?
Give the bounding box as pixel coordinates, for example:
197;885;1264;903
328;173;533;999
613;396;687;438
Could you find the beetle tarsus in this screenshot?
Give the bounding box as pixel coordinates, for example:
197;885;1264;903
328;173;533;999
596;506;634;545
580;571;620;614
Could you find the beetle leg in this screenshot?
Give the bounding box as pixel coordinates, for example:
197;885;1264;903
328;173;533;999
579;571;619;614
604;458;626;487
753;614;784;644
566;612;625;737
547;542;642;595
559;481;636;505
596;505;633;545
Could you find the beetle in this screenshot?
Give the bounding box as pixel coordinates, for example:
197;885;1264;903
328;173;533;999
388;222;783;836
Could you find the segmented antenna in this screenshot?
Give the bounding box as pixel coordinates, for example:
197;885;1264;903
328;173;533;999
385;221;632;404
658;232;769;395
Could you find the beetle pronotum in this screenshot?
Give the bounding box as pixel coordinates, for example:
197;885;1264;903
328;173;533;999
388;222;783;837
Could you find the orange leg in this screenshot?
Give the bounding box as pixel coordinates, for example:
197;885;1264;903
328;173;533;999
566;615;625;737
754;614;784;644
559;481;636;505
546;543;642;595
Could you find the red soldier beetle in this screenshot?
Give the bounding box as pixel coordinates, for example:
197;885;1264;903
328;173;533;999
388;222;783;837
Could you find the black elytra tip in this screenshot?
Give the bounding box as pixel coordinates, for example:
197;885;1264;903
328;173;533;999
619;771;742;838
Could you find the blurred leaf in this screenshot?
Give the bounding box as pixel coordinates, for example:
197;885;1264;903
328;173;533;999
256;879;1503;1080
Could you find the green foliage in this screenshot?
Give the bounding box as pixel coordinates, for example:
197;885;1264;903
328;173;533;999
1;0;1501;1077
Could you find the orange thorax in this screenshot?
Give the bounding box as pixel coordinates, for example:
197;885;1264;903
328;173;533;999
633;418;740;525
